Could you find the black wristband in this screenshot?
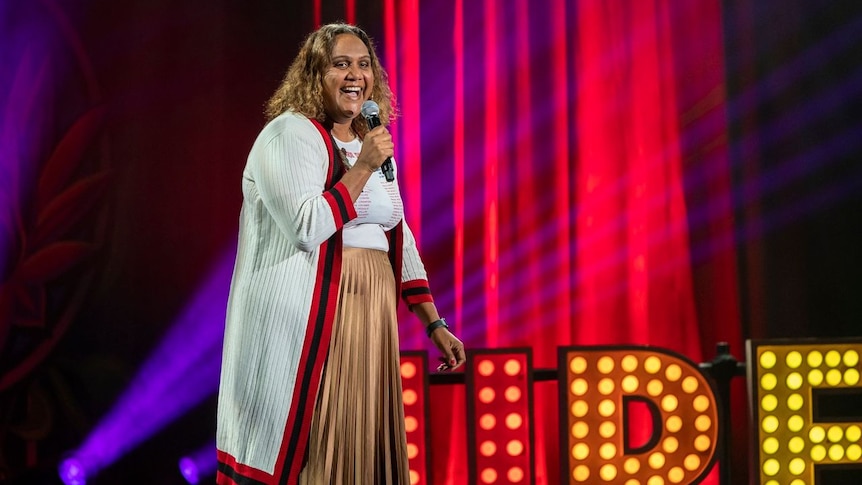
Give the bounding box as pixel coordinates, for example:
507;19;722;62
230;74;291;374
425;318;449;338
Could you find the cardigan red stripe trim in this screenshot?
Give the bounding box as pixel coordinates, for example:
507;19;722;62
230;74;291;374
275;235;342;484
273;118;344;485
322;182;357;226
401;279;434;305
310;119;335;182
217;450;271;484
311;119;355;227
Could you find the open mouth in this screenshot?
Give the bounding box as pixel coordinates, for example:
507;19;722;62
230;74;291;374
340;86;363;99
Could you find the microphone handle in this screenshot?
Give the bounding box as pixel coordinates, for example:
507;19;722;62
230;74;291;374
365;114;395;182
381;158;394;182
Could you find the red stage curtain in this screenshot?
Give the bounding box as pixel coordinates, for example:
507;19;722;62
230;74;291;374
377;1;743;483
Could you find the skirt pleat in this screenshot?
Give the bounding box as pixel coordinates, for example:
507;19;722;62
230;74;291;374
299;248;410;485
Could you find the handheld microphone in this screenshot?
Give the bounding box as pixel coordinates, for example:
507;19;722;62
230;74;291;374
360;100;395;182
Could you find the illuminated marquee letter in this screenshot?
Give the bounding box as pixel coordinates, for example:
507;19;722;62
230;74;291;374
400;351;431;485
747;340;862;484
466;349;534;485
559;346;719;484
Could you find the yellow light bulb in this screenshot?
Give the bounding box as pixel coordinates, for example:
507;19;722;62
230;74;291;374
572;400;588;417
624;457;640;474
622;375;639;393
844;350;859;367
810;444;826;461
644;356;662;374
846;425;861;442
665;364;682;382
786;351;803;368
810;426;826;443
648;452;666;469
761;373;777;391
760;350;777;369
761;394;778;412
621;355;638;372
807;350;823;367
597;356;615;374
573;465;590;482
681;376;699;393
572;443;590;460
787;415;804;432
828;444;845;461
761;416;779;433
788;458;806;476
570;356;587;374
786;372;803;390
599;421;616;439
808;369;824;386
826;369;842;386
762;458;780;476
571;378;588;396
599;464;617;481
762;437;779;454
572;421;589;439
598;378;615;395
661;395;679;412
787;393;804;411
845;368;860;385
828;426;844;443
788;436;805;453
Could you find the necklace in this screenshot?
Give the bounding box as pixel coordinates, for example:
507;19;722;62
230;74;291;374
337;147;351;170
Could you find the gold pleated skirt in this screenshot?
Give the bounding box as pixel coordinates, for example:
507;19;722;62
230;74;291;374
299;248;410;485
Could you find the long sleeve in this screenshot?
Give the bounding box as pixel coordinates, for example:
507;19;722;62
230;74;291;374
398;218;434;306
249;113;357;252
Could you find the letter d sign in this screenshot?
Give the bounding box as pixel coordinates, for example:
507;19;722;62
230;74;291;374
559;346;719;484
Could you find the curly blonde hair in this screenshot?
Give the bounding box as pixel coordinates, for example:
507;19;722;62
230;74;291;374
264;23;395;137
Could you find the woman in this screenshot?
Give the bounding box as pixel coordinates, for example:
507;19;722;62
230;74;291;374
216;23;465;485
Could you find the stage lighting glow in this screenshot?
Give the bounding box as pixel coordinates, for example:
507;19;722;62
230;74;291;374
178;457;199;484
61;248;234;481
177;441;216;484
748;339;862;484
58;456;86;485
559;346;719;485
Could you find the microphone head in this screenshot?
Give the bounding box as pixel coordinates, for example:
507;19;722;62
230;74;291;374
360;100;380;119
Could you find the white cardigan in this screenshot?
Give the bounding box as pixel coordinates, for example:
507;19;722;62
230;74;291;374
216;112;433;484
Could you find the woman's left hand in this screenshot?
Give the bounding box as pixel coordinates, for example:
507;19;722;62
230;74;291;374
430;328;466;371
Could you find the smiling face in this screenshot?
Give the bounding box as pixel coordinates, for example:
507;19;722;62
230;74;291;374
322;33;374;127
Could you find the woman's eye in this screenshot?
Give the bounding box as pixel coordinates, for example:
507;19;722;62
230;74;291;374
360;61;370;68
